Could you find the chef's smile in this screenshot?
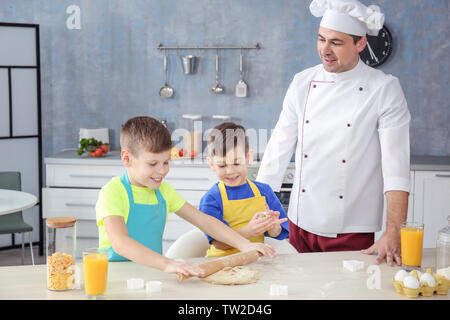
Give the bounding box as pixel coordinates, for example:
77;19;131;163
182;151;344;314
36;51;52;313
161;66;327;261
322;55;337;65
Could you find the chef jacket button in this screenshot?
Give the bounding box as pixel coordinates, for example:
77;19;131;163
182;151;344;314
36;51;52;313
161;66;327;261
339;195;343;199
342;159;346;163
305;120;310;124
347;123;351;127
359;87;363;91
304;154;308;158
302;189;306;193
312;84;317;88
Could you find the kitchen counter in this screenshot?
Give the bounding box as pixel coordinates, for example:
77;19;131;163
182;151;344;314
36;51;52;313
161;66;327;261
45;150;223;167
0;249;447;300
410;155;450;171
45;151;450;171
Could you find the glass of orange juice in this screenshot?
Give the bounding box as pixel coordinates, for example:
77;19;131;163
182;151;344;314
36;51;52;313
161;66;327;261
82;248;108;299
401;222;424;270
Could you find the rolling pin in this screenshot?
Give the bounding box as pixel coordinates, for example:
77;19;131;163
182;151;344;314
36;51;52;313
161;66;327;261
177;250;261;281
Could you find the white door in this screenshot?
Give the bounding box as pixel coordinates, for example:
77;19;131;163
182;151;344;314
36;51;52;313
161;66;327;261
0;24;42;250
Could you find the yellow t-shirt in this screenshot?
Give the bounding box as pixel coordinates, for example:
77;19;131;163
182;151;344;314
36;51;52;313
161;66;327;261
96;176;186;250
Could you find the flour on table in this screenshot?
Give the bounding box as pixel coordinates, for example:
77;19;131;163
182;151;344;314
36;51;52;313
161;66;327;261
201;266;260;285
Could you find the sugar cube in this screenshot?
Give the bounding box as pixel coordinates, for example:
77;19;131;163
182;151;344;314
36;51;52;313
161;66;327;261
269;284;288;296
146;281;162;293
342;260;365;272
127;278;144;289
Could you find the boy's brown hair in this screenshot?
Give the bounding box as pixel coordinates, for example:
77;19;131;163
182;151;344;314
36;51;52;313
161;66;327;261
120;116;172;155
207;122;249;157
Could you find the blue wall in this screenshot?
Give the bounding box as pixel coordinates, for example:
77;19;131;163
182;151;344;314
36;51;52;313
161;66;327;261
0;0;448;157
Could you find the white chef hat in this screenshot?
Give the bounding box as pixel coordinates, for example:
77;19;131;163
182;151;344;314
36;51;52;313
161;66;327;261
310;0;385;36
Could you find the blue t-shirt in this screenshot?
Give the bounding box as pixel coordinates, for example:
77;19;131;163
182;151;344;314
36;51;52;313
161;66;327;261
199;180;289;243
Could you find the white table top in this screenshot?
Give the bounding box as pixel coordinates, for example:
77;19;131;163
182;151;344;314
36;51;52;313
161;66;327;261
0;249;447;300
0;189;37;215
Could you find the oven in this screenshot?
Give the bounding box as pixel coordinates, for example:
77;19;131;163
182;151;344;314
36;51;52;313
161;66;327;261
247;164;295;214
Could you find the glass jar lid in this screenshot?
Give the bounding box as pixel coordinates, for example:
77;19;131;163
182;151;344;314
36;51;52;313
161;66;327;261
46;217;76;228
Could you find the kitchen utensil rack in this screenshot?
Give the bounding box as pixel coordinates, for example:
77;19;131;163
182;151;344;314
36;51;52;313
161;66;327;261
157;43;260;51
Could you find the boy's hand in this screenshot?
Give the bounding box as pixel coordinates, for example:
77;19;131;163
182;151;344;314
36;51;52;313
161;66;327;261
242;211;274;238
264;203;288;237
238;242;276;258
163;259;206;277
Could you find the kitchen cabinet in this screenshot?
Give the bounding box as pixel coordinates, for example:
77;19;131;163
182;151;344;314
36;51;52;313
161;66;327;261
413;170;450;248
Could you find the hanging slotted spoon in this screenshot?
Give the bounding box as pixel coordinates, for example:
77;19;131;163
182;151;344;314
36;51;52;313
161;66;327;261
159;52;174;98
235;51;247;97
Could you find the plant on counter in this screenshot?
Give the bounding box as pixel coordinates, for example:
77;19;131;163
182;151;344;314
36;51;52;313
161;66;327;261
77;138;109;157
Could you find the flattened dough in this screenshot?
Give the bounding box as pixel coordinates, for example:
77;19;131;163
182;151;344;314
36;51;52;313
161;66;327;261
201;266;260;285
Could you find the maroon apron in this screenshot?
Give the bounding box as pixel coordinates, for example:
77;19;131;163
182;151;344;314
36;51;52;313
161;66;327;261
288;220;374;253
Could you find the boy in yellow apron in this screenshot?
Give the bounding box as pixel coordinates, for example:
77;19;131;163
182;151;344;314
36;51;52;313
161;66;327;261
201;122;289;257
96;116;275;278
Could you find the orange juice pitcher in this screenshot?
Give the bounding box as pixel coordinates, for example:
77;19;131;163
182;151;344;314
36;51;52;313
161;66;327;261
83;248;108;299
401;222;424;269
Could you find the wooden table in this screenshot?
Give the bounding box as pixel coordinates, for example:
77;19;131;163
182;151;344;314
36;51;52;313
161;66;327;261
0;248;447;300
0;189;37;215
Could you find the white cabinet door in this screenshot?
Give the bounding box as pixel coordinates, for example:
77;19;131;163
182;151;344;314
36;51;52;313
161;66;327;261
164;166;217;190
42;187;99;220
46;164;123;188
413;171;450;248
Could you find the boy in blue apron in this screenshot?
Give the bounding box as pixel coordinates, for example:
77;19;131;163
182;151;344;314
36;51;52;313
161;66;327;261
95;116;275;278
200;122;289;257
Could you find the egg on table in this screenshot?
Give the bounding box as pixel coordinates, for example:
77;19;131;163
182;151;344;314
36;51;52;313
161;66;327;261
394;269;408;282
420;273;436;287
403;275;420;289
410;270;422;279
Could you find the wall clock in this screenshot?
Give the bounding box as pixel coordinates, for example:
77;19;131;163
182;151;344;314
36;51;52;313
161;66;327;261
359;25;393;68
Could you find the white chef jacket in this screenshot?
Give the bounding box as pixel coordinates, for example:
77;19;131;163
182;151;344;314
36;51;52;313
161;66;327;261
257;59;410;236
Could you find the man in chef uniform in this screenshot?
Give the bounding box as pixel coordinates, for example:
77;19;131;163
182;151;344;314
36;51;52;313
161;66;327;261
257;0;410;267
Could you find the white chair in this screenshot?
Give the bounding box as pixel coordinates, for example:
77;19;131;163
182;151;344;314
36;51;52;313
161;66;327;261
165;228;210;259
265;237;298;254
165;228;298;259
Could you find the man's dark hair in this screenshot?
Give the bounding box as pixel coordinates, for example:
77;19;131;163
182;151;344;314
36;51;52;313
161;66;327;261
351;35;363;44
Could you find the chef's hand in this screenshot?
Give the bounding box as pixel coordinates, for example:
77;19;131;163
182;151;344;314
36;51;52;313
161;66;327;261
163;259;206;277
361;230;402;267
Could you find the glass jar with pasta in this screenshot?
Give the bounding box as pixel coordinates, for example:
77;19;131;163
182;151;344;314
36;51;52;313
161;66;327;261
46;217;77;291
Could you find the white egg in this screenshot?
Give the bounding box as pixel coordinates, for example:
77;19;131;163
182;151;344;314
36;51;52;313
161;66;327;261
409;270;422;278
394;269;408;282
420;273;436;287
403;275;420;289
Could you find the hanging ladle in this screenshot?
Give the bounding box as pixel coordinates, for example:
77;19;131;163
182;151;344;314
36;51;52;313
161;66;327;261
159;51;174;98
211;50;224;94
